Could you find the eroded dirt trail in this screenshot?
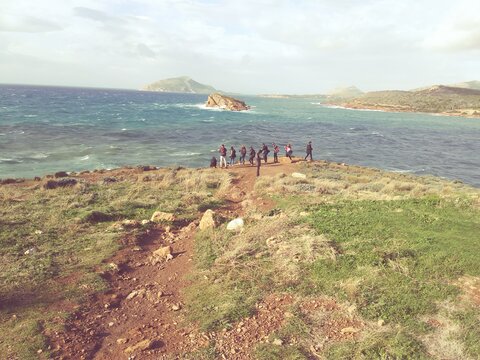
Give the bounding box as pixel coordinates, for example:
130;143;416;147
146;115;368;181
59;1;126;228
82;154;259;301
50;160;301;359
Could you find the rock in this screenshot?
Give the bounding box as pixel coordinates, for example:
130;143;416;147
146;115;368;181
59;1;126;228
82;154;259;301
171;304;181;311
34;176;41;181
137;165;157;172
205;93;250;111
54;171;69;178
122;219;141;228
141;219;151;225
378;319;385;327
103;176;118;183
108;322;114;327
153;245;172;259
226;218;244;231
43;178;77;189
292;172;307;179
24;247;37;255
34;230;43;235
151;211;175;223
272;338;283;346
124;339;156;354
340;327;359;334
150;246;173;265
199;209;216;230
116;338;128;345
108;263;120;272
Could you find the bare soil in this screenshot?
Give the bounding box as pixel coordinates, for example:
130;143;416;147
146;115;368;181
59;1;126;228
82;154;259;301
47;158;339;359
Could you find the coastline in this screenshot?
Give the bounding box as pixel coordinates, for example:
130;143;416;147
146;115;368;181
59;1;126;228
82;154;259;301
324;102;480;119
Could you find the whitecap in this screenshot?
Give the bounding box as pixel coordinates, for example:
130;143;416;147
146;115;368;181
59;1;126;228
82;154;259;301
23;114;37;118
29;153;49;159
121;128;127;131
79;155;90;161
171;152;202;157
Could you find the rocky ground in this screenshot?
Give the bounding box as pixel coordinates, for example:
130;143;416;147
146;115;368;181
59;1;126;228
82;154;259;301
46;159;337;359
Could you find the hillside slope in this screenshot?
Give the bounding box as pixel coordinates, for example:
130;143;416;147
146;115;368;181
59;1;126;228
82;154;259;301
142;76;216;94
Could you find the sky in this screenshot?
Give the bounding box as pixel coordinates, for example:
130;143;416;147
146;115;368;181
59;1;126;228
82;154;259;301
1;0;479;94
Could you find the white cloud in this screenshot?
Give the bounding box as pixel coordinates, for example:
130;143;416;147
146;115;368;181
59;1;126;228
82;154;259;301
0;0;479;93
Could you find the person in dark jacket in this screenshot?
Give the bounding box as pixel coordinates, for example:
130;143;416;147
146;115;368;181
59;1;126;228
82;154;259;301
305;141;313;161
249;146;256;165
210;156;217;168
229;146;236;165
262;143;270;164
240;145;247;164
256;147;262;176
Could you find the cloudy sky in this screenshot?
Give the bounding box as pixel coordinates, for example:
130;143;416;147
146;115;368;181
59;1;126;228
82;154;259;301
1;0;479;93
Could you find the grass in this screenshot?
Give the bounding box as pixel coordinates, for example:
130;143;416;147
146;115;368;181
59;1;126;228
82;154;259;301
0;167;230;359
185;161;480;359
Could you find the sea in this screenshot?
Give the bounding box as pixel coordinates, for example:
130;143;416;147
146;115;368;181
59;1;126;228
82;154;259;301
1;84;479;187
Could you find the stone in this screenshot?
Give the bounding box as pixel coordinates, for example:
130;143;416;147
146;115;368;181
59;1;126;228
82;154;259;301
226;218;244;231
124;339;156;354
172;304;181;311
272;338;283;346
24;247;37;255
340;327;359;334
199;209;216;230
378;319;385;327
43;178;77;189
141;219;151;225
122;219;141;228
292;172;307;179
205;93;250;111
153;246;172;259
150;211;175;223
116;338;128;345
54;171;69;178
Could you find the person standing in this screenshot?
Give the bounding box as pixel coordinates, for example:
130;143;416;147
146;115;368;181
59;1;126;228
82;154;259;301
249;146;256;165
219;144;227;168
256;147;262;176
285;143;293;162
272;143;280;163
305;141;313;161
240;145;247;164
262;143;270;164
229;146;237;165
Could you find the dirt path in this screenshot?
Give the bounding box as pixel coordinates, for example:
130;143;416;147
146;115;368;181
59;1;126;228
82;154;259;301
49;159;304;360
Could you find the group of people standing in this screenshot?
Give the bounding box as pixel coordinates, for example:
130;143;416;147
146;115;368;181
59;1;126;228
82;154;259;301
212;141;313;176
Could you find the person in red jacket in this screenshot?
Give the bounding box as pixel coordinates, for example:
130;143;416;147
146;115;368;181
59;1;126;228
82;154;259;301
218;144;227;168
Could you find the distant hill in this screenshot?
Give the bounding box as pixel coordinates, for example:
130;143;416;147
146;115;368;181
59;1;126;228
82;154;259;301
449;80;480;91
327;86;364;99
142;76;216;94
332;84;480;117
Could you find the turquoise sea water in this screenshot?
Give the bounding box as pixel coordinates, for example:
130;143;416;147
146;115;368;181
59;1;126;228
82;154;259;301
0;84;479;187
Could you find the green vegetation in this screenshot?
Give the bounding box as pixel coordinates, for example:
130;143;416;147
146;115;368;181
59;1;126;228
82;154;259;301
143;76;217;94
0;168;230;359
186;162;480;359
338;86;480;115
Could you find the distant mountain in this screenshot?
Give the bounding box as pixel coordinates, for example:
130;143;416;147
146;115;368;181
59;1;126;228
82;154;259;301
327;86;364;99
329;84;480;117
142;76;216;94
448;80;480;91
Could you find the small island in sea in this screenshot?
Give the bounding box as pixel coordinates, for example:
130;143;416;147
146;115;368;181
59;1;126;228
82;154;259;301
142;76;216;94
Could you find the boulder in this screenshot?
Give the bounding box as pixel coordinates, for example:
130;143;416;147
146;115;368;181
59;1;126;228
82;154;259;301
292;172;307;179
226;218;244;231
124;339;157;354
199;209;216;230
151;211;175;223
43;178;77;189
54;171;69;178
205;93;250;111
151;246;173;265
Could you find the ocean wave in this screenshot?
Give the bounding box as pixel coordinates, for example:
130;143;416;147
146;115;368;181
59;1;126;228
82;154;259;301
23;114;38;118
0;158;23;164
79;155;90;161
28;153;49;159
171;152;202;157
